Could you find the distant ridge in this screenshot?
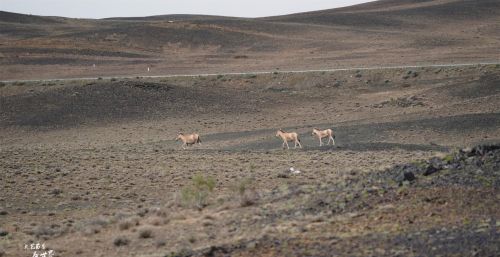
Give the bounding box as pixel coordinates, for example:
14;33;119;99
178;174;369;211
0;10;61;24
1;0;499;80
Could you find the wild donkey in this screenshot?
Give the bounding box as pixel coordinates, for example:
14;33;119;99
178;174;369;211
176;133;202;149
311;128;335;146
276;129;302;149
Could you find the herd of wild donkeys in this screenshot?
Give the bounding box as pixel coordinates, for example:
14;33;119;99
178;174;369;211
175;128;335;149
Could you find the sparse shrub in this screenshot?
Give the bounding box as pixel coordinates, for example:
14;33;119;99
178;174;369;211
137;208;148;217
165;248;194;257
155;238;167;247
110;78;117;82
247;74;257;79
49;188;63;196
113;236;129;246
180;174;216;210
0;82;5;87
147;217;163;226
118;220;134;231
231;177;258;207
97;77;103;80
442;154;454;163
31;224;66;239
138;227;154;239
216;74;224;80
87;216;110;227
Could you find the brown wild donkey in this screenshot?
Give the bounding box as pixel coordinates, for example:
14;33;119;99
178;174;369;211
311;128;335;146
276;129;302;149
176;133;202;149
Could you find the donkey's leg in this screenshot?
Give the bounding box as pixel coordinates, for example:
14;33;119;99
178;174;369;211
331;137;335;146
285;141;290;150
319;138;323;146
297;140;302;148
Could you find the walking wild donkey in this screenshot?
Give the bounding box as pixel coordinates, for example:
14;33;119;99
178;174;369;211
311;128;335;146
176;133;202;149
276;129;302;149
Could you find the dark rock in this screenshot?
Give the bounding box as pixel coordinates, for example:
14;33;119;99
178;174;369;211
471;145;500;156
428;157;445;169
168;248;194;257
394;164;418;184
403;171;416;181
50;188;63;196
0;229;8;237
277;173;290;178
423;165;439;176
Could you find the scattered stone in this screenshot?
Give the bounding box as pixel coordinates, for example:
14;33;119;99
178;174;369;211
50;188;63;196
155;239;167;247
277;173;290;178
423;165;439;176
0;229;8;237
288;167;301;174
373;95;424;108
403;171;416;181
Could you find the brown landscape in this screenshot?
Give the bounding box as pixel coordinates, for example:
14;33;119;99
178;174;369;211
1;0;500;80
1;0;500;256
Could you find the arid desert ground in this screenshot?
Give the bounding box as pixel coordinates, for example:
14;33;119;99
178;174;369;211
1;0;500;256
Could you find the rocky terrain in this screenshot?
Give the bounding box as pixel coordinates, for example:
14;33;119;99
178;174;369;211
1;63;499;256
1;0;500;256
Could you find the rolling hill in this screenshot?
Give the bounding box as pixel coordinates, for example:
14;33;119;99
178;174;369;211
0;0;499;80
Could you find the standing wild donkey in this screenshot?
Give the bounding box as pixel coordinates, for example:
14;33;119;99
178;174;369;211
276;129;302;149
176;133;202;149
311;128;335;146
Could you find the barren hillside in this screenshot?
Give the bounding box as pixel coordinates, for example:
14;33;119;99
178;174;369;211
1;0;499;80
